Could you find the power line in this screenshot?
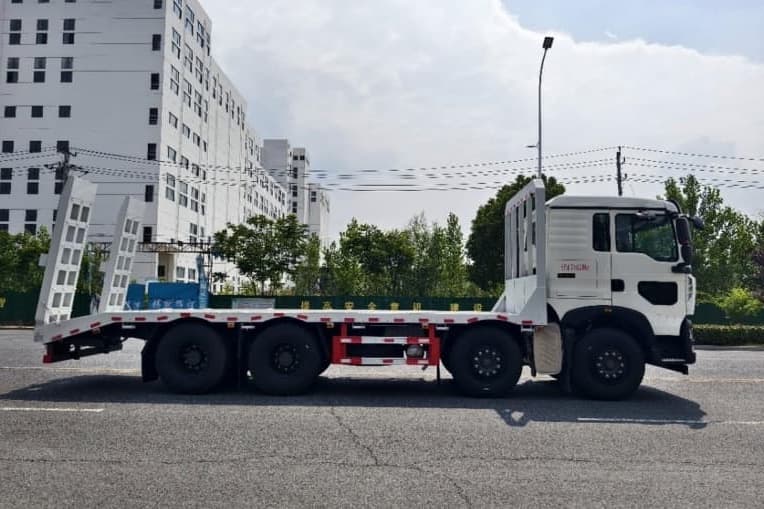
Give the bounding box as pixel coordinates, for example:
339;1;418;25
623;145;764;162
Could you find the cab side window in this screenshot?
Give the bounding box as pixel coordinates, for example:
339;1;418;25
615;213;678;262
592;213;610;251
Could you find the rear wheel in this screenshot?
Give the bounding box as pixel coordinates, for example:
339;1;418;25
155;323;229;394
448;327;523;397
572;328;645;400
248;324;323;395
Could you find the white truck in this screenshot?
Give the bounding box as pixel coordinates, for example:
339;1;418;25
34;177;698;400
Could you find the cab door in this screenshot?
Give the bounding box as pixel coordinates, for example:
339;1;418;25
610;211;685;336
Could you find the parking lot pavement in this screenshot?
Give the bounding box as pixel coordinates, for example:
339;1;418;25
1;329;763;507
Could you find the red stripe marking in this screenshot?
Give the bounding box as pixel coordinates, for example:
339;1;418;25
157;316;168;321
70;329;80;335
467;317;479;323
90;322;101;328
250;315;262;321
419;318;428;323
497;314;508;321
227;316;237;322
180;312;191;318
406;337;425;344
382;359;394;364
394;318;405;323
51;334;63;341
297;314;308;320
368;317;379;323
111;316;122;322
347;336;362;344
444;318;454;324
42;353;53;363
274;313;284;317
204;313;216;319
383;338;395;343
134;317;146;322
522;320;534;325
320;317;332;322
344;317;355;323
406;358;420;365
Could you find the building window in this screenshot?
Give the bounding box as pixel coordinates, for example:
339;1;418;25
168;112;178;128
33;72;45;83
6;71;18;83
37;19;48;29
192;133;200;146
59;105;71;118
28;167;40;180
180;156;189;169
54;181;63;194
34;57;46;70
61;71;73;83
148;107;158;125
173;0;182;18
63;19;75;31
61;57;73;69
25;224;37;235
310;191;317;202
153;0;163;9
152;34;161;51
182;124;190;138
170;66;179;94
57;140;69;153
25;210;37;222
29;141;42;153
9;33;21;45
167;146;177;162
182;80;191;106
2;141;13;153
10;19;22;31
4;106;16;118
144;185;154;202
171;29;181;59
27;182;39;195
63;32;75;45
36;32;48;44
150;72;160;90
31;106;43;118
147;143;157;160
143;226;153;243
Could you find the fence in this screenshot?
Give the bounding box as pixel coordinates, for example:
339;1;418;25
2;289;763;326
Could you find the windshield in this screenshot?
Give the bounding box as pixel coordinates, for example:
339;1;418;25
615;213;678;262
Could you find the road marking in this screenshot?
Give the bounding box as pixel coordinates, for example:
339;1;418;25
644;377;764;383
1;406;104;413
576;417;764;425
0;366;139;375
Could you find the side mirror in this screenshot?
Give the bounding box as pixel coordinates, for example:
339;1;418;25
691;216;705;230
681;244;693;265
676;217;691;245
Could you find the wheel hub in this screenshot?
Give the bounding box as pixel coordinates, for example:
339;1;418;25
272;344;300;374
181;344;208;372
472;346;503;378
594;348;625;381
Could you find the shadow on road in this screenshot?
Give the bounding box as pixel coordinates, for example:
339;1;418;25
0;373;708;429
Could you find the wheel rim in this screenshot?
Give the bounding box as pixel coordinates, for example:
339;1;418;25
180;343;208;373
471;345;503;379
591;346;627;383
271;343;301;374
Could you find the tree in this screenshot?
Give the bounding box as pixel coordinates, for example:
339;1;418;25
466;175;565;292
752;219;764;299
293;235;321;295
213;215;308;295
0;228;51;292
663;175;757;296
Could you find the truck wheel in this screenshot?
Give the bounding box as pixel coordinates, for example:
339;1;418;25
572;328;645;400
448;327;523;397
155;323;229;394
248;324;322;395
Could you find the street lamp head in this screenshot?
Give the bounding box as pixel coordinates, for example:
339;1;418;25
543;36;554;50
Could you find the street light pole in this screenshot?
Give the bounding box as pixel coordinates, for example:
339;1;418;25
537;36;554;179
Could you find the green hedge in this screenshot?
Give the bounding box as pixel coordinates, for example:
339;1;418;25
693;324;764;346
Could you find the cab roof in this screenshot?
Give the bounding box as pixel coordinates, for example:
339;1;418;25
546;195;679;213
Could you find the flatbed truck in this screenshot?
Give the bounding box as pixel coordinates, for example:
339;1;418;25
33;177;698;399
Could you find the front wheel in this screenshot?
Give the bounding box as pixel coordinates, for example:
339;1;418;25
572;328;645;400
448;327;523;397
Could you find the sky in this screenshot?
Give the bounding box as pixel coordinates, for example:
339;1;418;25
202;0;764;239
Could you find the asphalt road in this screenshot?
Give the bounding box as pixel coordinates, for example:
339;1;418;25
1;329;763;508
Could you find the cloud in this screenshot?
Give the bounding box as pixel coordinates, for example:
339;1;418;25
202;0;764;237
604;30;617;40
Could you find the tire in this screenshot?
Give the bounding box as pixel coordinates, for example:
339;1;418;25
572;328;645;400
248;324;323;395
155;323;229;394
448;327;523;397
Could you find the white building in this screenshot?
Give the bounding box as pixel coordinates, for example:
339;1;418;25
0;0;287;291
262;139;330;246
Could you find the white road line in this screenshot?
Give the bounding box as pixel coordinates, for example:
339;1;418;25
0;366;139;375
1;407;104;413
576;417;764;425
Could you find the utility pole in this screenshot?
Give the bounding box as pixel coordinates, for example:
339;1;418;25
616;146;624;196
46;148;83;181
